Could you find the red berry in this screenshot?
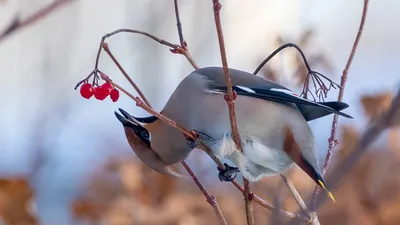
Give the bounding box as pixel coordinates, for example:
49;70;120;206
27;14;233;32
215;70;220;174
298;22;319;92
80;83;94;99
94;87;108;100
110;89;120;102
100;82;113;94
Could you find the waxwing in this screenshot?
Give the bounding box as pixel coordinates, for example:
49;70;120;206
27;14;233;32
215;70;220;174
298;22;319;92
116;67;353;201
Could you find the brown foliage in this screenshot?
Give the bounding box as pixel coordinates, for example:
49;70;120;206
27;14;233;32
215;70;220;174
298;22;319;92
0;178;37;225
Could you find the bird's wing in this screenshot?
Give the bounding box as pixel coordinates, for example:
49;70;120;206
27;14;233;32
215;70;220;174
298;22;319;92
195;67;352;121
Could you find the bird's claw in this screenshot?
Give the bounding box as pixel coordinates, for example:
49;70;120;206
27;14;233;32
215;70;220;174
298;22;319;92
218;163;240;182
185;130;215;148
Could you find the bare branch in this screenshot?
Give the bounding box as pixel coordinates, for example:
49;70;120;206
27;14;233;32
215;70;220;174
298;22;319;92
0;0;74;42
102;43;152;107
254;43;339;101
181;161;227;225
173;0;185;46
310;0;370;209
280;175;309;216
211;1;254;224
73;28;199;90
314;89;400;209
172;0;199;69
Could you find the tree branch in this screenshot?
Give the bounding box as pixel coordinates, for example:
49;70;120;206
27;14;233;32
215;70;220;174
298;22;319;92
0;0;74;42
211;1;254;224
309;0;370;209
314;89;400;210
254;43;340;102
182;161;227;225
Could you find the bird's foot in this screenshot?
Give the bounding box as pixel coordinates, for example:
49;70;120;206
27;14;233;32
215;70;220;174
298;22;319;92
184;130;215;148
218;163;240;182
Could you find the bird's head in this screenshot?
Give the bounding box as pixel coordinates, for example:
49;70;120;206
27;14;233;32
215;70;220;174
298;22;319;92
115;108;152;148
114;108;185;178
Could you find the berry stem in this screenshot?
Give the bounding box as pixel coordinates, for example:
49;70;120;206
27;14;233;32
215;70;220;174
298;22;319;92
102;43;152;107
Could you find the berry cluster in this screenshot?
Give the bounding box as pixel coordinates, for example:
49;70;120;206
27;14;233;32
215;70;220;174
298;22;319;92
79;82;120;102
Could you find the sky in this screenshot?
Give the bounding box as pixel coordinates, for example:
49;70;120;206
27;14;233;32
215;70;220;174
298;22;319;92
0;0;399;224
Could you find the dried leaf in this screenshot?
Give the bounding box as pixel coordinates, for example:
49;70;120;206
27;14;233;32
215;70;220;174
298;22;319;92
361;92;393;120
388;129;400;153
0;178;37;225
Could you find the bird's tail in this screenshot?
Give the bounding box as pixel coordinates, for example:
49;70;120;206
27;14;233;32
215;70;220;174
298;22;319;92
316;175;336;202
283;125;336;202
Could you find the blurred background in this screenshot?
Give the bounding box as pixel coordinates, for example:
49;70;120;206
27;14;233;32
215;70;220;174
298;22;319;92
0;0;399;224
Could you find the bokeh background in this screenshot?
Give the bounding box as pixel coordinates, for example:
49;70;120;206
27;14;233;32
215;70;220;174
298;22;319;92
0;0;399;224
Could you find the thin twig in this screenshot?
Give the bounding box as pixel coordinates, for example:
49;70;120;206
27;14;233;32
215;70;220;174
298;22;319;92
211;1;254;224
182;161;227;225
231;179;308;221
173;0;185;46
254;43;311;75
0;0;74;42
172;0;199;70
74;27;199;89
254;43;339;101
309;0;369;209
280;175;310;217
102;43;151;107
314;89;400;209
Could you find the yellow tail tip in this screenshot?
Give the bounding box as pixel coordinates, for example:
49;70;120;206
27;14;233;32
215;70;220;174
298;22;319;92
327;191;336;203
318;179;336;203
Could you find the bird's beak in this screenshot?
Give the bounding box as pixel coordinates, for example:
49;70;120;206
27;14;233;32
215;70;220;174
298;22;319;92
115;110;130;126
117;108;137;123
115;109;144;134
117;107;158;124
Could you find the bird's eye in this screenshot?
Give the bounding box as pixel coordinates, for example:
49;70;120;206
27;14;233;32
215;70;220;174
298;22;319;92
140;131;150;140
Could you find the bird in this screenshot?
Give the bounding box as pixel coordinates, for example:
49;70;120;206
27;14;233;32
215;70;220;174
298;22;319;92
115;67;353;202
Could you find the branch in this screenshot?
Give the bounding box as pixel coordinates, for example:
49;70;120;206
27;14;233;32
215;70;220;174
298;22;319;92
280;175;309;217
0;0;74;42
181;161;227;225
211;1;254;224
233;180;309;221
313;89;400;210
254;43;340;101
74;28;198;90
173;0;185;46
172;0;199;69
102;43;152;107
309;0;370;209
